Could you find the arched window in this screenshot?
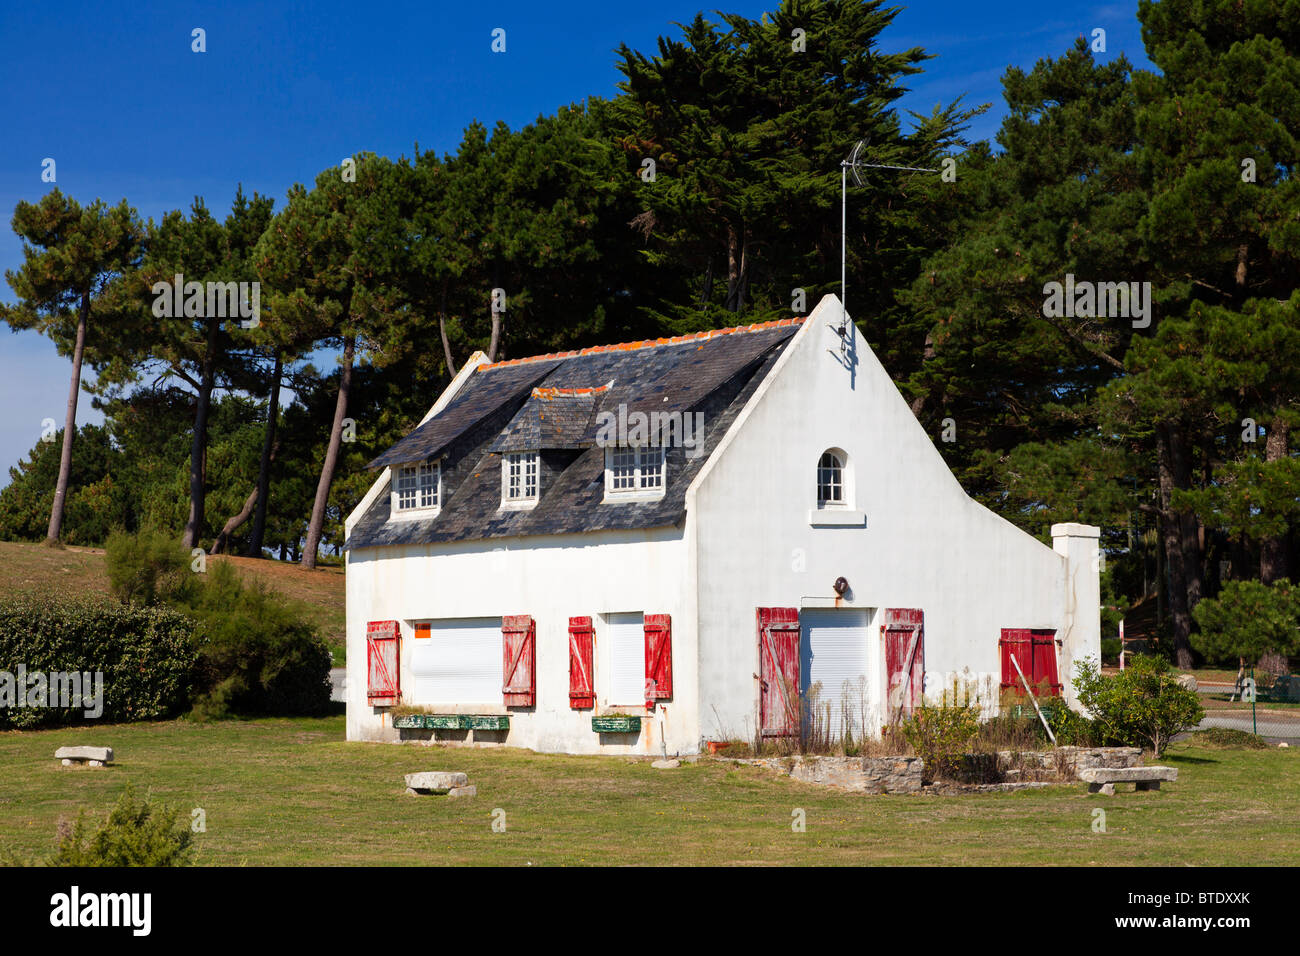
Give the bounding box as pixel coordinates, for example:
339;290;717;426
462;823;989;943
817;451;845;508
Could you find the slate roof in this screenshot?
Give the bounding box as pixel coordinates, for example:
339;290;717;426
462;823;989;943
348;318;801;549
490;385;611;453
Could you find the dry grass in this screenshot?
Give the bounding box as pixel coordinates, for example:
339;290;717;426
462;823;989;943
0;540;346;659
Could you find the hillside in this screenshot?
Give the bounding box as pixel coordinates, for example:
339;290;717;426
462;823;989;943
0;541;346;660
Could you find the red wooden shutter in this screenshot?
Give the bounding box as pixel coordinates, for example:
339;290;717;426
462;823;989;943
999;628;1033;695
883;608;925;718
502;615;536;707
757;607;800;737
1031;629;1062;696
366;620;400;702
568;616;595;709
644;614;672;705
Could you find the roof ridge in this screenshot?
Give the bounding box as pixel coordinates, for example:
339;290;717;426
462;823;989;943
531;384;611;399
480;317;804;370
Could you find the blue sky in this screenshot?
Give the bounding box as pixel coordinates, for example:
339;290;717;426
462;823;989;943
0;0;1153;488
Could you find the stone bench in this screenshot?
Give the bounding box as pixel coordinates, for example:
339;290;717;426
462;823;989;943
404;771;474;797
56;746;113;767
1078;765;1177;795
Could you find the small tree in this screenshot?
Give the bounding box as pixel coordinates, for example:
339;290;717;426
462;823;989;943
1073;655;1203;755
1192;578;1300;667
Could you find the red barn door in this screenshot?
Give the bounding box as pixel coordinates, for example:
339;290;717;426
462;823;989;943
758;607;800;737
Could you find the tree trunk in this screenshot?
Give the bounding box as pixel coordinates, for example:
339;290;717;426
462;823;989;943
211;485;259;555
725;222;741;312
301;335;354;569
1261;415;1291;584
183;318;218;550
45;290;90;547
1156;424;1195;668
246;351;282;557
439;283;458;376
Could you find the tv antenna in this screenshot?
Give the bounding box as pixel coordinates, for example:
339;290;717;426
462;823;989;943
838;137;939;351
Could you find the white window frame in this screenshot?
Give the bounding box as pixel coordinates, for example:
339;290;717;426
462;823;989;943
603;446;666;501
816;450;846;509
500;450;540;510
390;459;441;518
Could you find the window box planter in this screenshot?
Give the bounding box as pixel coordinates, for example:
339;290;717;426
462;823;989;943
592;715;641;733
465;715;510;731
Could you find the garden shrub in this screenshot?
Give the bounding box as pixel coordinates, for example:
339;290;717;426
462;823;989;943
105;528;196;606
1190;727;1268;749
1037;696;1099;746
0;597;195;728
38;788;195;866
104;531;332;719
1073;655;1203;755
178;562;332;718
901;705;981;782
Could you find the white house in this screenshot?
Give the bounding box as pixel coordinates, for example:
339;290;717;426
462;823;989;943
344;294;1100;755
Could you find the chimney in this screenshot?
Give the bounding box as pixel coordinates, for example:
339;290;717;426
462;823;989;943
1051;523;1102;710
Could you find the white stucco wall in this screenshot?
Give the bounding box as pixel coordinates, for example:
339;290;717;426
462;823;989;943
688;295;1094;743
345;526;699;755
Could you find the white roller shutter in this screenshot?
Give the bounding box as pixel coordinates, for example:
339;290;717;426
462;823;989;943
801;609;872;741
412;617;502;705
607;612;645;705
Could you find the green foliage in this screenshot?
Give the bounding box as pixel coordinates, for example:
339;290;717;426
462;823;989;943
174;562;332;718
901;705;981;782
0;597;196;728
103;531;332;717
1037;696;1099;746
1192;578;1300;665
1190;727;1268;750
44;788;195;866
0;425;129;545
104;527;196;605
1072;655;1204;755
1100;637;1122;664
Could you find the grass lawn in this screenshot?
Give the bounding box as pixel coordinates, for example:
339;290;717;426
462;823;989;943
1;716;1296;866
0;541;346;662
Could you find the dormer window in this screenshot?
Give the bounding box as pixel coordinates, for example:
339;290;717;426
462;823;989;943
502;451;539;508
817;450;845;508
392;460;440;516
605;446;665;500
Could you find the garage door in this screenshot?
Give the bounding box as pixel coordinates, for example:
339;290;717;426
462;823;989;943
607;612;645;705
800;609;872;742
412;618;502;705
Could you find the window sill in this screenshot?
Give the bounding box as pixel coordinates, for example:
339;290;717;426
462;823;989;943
498;499;538;512
807;508;865;527
603;491;667;504
389;507;441;523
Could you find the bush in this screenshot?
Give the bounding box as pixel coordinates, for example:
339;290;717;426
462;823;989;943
36;788;194;866
1190;728;1268;749
0;597;196;728
901;705;980;782
1100;637;1121;665
105;528;197;606
1037;696;1100;746
179;562;332;718
104;532;332;719
1073;655;1204;755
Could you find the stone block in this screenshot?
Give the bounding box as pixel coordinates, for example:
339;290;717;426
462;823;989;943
55;746;112;764
404;771;469;793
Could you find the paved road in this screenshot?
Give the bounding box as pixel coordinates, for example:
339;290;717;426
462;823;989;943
1196;712;1300;741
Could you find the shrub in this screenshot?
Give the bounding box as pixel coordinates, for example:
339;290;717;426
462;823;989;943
105;528;197;606
46;788;195;866
1190;728;1267;750
104;532;332;719
1100;637;1121;665
179;562;332;718
1073;655;1203;755
1037;696;1099;746
0;597;196;728
901;705;980;782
